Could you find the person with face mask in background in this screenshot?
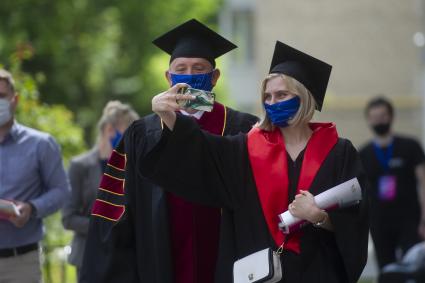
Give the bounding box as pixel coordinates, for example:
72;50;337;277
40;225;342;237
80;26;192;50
80;19;258;283
0;69;70;283
61;100;138;281
359;97;425;281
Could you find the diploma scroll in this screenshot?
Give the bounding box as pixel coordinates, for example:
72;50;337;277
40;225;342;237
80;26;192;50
278;178;362;234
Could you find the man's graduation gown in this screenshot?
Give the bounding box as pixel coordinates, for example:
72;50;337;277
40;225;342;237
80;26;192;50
140;115;369;283
80;103;258;283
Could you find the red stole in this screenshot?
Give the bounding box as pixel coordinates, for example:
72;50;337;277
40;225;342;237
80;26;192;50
167;102;226;283
197;102;226;135
247;123;338;254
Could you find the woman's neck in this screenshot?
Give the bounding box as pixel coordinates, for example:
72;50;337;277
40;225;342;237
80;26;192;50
280;123;312;146
280;123;313;161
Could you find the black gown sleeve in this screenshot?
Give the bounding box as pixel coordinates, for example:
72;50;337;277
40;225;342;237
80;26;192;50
328;139;369;283
224;107;258;135
408;138;425;167
140;114;249;210
79;127;139;283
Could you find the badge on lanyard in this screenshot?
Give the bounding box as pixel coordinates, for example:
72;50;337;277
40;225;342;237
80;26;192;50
378;175;397;201
373;142;397;202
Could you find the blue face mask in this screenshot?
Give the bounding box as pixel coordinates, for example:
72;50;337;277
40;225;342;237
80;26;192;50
170;71;214;91
264;96;301;128
110;130;122;149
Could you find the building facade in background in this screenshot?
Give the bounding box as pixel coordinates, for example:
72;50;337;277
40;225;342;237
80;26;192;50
220;0;425;147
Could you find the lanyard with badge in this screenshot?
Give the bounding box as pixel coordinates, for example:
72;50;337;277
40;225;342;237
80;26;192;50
373;141;397;201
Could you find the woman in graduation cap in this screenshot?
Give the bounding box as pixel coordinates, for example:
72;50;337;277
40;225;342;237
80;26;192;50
141;41;369;283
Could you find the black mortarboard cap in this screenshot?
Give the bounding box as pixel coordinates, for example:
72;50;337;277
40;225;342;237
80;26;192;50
269;41;332;111
152;19;237;68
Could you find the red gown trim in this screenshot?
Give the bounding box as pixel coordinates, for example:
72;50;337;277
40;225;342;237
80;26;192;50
197;102;226;135
91;145;127;221
107;149;126;171
91;199;125;222
247;123;338;253
167;102;226;283
98;173;125;196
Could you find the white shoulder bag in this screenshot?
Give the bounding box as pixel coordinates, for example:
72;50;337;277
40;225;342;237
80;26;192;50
233;247;283;283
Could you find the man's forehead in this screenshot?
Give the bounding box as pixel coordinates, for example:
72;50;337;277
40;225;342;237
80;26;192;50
170;57;213;67
368;105;390;117
0;80;14;97
370;105;389;112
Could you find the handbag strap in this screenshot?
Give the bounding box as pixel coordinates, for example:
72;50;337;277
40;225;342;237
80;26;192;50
275;234;292;255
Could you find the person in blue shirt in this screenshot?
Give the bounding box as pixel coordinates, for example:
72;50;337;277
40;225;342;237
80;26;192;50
0;69;70;283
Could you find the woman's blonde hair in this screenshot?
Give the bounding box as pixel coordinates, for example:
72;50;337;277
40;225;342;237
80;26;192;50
258;73;316;131
97;100;139;133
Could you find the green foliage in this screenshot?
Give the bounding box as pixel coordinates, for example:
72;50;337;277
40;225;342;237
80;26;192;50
0;0;223;144
0;2;223;281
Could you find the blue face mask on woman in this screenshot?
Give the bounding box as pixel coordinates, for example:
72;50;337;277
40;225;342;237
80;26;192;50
110;130;122;149
170;71;214;91
264;96;300;128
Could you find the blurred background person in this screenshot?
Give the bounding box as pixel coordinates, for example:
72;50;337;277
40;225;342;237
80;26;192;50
0;68;70;283
359;96;425;281
62;100;139;281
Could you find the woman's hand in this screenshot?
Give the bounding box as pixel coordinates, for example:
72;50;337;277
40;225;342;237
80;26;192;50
288;190;323;223
152;83;194;130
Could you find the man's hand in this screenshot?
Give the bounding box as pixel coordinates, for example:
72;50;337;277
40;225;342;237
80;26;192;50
152;83;194;130
9;201;33;228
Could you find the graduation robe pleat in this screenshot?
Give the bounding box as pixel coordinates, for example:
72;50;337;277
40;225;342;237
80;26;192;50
140;115;369;283
80;106;258;283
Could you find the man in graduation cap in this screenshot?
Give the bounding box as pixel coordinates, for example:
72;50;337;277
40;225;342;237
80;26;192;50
80;19;258;283
140;40;369;282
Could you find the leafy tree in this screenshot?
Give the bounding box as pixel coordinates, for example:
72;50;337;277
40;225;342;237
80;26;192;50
0;0;222;144
0;2;223;281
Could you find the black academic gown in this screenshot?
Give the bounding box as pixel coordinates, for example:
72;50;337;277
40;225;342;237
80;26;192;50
140;115;369;283
80;109;258;283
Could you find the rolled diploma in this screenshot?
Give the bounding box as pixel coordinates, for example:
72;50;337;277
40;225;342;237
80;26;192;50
278;177;362;234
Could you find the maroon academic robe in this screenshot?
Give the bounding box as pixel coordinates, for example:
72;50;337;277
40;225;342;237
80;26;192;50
166;102;227;283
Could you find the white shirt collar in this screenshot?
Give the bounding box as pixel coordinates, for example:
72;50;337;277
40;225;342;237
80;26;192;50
179;109;205;120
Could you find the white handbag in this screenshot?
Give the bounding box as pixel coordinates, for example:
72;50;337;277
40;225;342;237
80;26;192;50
233;248;282;283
